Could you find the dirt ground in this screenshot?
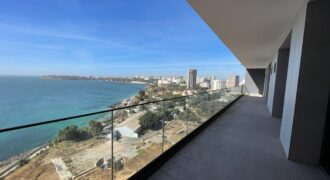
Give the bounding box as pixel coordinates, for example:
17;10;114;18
4;138;106;180
3;118;199;180
5;153;59;180
76;168;112;180
80;143;162;180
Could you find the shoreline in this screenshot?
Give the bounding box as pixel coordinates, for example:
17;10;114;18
0;145;48;177
41;75;150;85
0;83;149;177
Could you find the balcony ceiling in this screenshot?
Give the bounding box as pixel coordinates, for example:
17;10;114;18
188;0;307;68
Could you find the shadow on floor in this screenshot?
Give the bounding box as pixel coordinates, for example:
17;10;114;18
148;96;328;180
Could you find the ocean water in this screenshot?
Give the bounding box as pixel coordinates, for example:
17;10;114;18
0;76;146;161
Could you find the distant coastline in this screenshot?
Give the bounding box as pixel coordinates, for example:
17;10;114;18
0;80;147;175
0;76;147;163
42;75;149;84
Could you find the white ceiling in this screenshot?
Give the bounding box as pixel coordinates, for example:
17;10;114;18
188;0;307;68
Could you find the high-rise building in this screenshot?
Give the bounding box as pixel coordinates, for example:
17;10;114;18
187;69;197;90
210;76;217;81
211;80;220;90
211;80;226;90
227;75;239;87
220;80;226;89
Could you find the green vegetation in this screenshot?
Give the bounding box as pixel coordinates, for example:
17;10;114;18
173;108;180;116
163;83;186;91
135;90;148;104
57;125;90;142
138;111;162;132
163;110;174;121
96;158;104;168
210;92;222;100
176;98;186;106
139;90;146;101
195;101;225;118
196;87;208;93
18;159;29;167
113;159;124;172
114;130;122;141
179;109;199;122
54;82;229;145
115;110;128;121
161;92;181;100
89;120;103;137
96;157;124;170
56;119;106;142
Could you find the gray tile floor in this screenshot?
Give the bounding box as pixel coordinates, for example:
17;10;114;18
148;96;329;180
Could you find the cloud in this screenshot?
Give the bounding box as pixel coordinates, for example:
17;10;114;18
100;58;242;69
0;40;64;50
0;23;136;49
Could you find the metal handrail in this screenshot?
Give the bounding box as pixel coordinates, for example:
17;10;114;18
0;87;234;133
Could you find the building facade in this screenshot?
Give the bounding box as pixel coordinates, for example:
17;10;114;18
211;80;226;90
227;75;239;88
187;69;197;90
188;0;330;172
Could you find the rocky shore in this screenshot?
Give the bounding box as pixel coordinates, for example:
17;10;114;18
0;150;32;169
0;84;149;178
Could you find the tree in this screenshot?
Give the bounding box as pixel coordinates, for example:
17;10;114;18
179;109;199;122
114;130;122;141
195;101;225;118
165;101;176;109
176;98;186;106
136;90;146;101
139;90;145;98
113;159;124;172
18;159;29;167
107;157;124;171
89;120;103;137
138;111;161;132
173;108;180;116
57;125;90;142
164;110;174;121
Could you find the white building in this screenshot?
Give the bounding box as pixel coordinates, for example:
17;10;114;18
211;80;226;90
158;79;171;87
199;81;210;88
227;75;239;88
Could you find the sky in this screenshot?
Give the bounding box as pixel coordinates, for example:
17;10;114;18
0;0;245;79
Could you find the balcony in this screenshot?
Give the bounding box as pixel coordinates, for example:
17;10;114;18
1;88;328;180
149;96;328;180
0;87;242;180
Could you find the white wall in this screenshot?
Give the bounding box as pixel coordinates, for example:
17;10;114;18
280;3;307;157
266;53;278;113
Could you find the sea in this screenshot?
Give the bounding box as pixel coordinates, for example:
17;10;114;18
0;76;146;161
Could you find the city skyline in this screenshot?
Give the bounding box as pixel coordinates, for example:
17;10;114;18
0;0;245;78
36;71;241;81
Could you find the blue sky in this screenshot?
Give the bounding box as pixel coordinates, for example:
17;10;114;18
0;0;244;79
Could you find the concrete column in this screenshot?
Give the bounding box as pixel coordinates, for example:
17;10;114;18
245;69;266;96
280;0;330;165
266;54;278;113
264;64;271;102
272;49;289;117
